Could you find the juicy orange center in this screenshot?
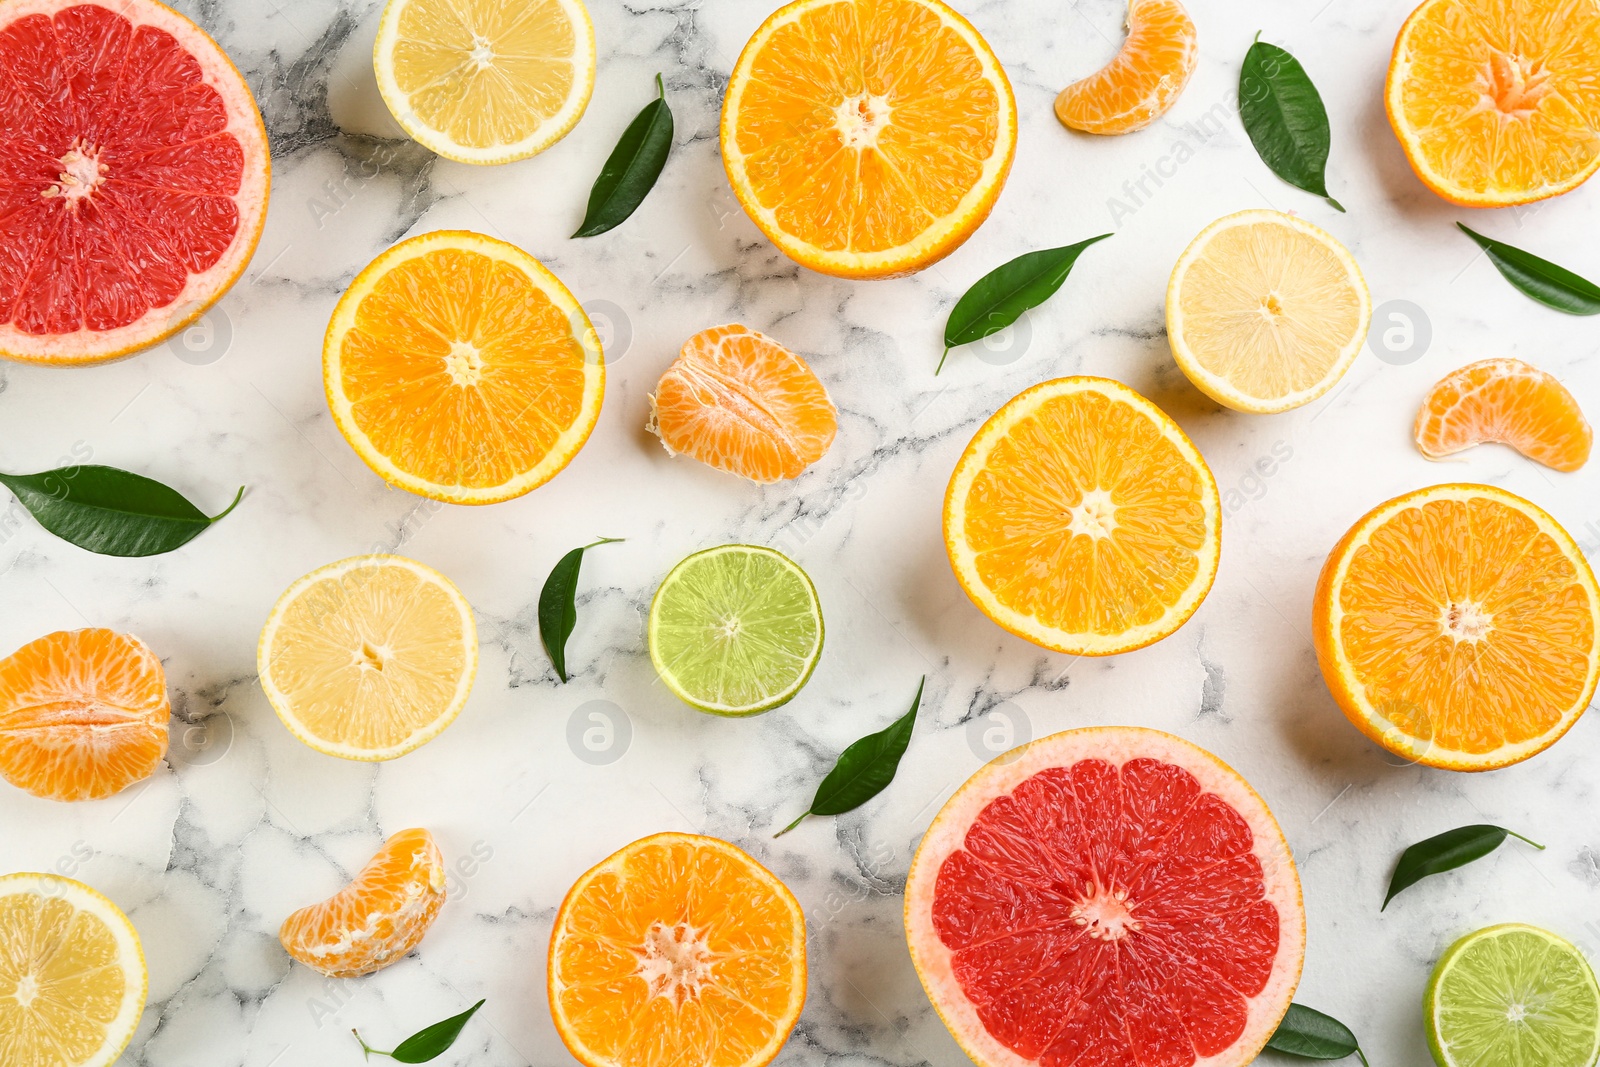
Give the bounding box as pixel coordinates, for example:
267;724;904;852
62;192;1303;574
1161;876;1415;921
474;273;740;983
1483;51;1552;115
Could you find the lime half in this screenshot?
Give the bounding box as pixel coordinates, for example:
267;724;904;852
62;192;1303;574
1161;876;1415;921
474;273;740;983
1425;923;1600;1067
648;545;823;716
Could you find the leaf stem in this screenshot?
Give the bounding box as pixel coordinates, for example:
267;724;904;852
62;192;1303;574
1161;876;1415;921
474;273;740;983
1326;195;1346;213
584;536;626;550
774;812;808;837
352;1029;391;1060
210;485;246;523
1506;830;1546;850
935;347;950;375
655;71;665;97
1355;1048;1370;1067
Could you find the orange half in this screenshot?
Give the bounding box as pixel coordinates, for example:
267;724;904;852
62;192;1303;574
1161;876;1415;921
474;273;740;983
548;832;806;1067
720;0;1017;278
1055;0;1199;135
1386;0;1600;206
1414;357;1591;471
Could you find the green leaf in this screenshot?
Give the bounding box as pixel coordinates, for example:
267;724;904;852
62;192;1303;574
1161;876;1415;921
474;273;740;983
0;466;242;557
573;74;674;237
1239;38;1344;211
776;677;924;836
1457;223;1600;315
539;537;623;682
1383;823;1544;909
938;235;1111;374
1267;1004;1369;1063
354;999;485;1063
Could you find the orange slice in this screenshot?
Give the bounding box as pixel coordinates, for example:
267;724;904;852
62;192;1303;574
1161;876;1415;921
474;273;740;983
647;324;838;483
1313;484;1600;770
279;828;446;978
944;377;1220;656
1414;357;1591;471
324;230;604;505
720;0;1017;278
1054;0;1199;135
1387;0;1600;206
0;629;168;802
548;832;806;1067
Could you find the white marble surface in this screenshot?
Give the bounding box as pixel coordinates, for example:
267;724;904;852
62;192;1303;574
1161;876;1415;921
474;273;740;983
2;0;1598;1064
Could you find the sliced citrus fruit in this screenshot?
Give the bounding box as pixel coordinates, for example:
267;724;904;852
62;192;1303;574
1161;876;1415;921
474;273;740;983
1313;484;1600;770
1054;0;1198;134
944;376;1220;656
258;555;478;761
1167;209;1370;413
0;0;269;365
548;832;806;1067
1387;0;1600;207
906;727;1305;1067
648;545;823;716
1415;357;1591;471
374;0;596;165
279;828;447;978
324;230;604;504
720;0;1017;278
1426;923;1600;1067
647;324;838;483
0;873;147;1067
0;629;168;802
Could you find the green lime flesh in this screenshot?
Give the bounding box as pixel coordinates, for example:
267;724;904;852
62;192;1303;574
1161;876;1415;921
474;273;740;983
647;544;823;716
1425;923;1600;1067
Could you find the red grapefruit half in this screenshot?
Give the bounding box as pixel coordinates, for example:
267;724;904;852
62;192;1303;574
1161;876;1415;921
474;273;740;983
906;728;1304;1067
0;0;269;365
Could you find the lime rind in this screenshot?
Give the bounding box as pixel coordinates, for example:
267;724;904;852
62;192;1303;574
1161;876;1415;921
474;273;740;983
648;545;824;716
1425;923;1600;1067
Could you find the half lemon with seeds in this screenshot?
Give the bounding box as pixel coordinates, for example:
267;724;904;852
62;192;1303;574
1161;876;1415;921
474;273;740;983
0;873;146;1067
258;555;478;761
374;0;596;165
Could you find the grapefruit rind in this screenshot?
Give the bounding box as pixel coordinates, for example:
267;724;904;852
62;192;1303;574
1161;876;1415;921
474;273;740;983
0;0;270;366
1313;483;1600;771
905;727;1305;1067
323;229;605;505
943;377;1221;656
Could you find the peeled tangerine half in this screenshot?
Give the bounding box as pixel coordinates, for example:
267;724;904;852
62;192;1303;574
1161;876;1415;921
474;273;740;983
1415;357;1591;472
1055;0;1199;135
279;828;447;978
648;325;837;483
906;727;1305;1067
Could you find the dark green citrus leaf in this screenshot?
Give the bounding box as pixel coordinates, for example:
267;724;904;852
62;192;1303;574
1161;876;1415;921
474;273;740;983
539;537;623;682
1384;823;1544;909
1267;1004;1369;1063
939;236;1111;373
776;677;924;835
0;466;242;557
573;74;673;237
355;999;485;1063
1457;223;1600;315
1239;39;1344;211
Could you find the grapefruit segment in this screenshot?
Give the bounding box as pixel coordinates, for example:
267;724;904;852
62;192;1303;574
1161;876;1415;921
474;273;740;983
906;728;1304;1067
0;0;269;365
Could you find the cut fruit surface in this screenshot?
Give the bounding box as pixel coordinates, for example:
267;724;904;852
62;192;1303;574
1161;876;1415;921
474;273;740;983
374;0;596;165
1415;357;1591;471
0;0;270;365
324;230;604;504
720;0;1017;278
1425;923;1600;1067
1387;0;1600;206
279;828;447;978
1054;0;1198;135
648;324;838;483
0;872;146;1067
944;376;1220;656
906;727;1304;1067
1167;210;1370;413
548;832;806;1067
0;629;168;802
258;555;478;761
1314;484;1600;770
648;545;823;716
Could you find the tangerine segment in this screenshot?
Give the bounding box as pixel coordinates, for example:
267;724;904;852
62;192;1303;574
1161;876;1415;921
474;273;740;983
721;0;1017;278
1414;357;1591;471
906;728;1304;1067
0;629;168;803
1386;0;1600;206
1313;484;1600;770
1054;0;1199;135
648;324;838;483
944;377;1220;656
279;828;446;978
325;230;604;505
549;833;806;1067
0;0;269;365
0;873;147;1067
